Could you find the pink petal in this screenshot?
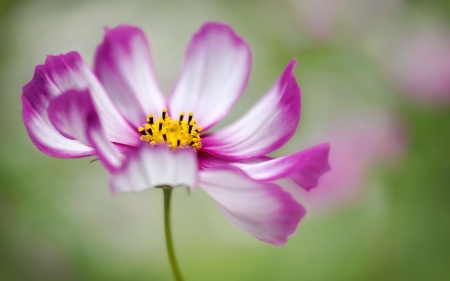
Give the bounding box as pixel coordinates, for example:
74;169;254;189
201;59;301;160
47;89;124;172
236;143;331;191
110;146;198;194
23;52;139;149
22;59;96;158
94;25;165;127
22;95;94;158
47;89;93;145
199;167;306;246
168;22;251;130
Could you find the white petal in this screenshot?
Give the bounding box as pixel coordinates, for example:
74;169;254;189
200;167;305;245
110;146;198;194
94;25;165;126
202;59;300;160
168;22;251;130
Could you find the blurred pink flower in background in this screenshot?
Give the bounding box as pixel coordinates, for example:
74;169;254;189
292;0;403;42
287;113;406;213
383;25;450;106
294;0;339;42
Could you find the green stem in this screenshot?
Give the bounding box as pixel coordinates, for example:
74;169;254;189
163;187;184;281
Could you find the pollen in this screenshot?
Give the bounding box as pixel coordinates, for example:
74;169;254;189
138;108;202;151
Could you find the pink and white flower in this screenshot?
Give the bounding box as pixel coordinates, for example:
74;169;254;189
21;22;330;245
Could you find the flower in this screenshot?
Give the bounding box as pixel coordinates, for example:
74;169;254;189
21;22;330;245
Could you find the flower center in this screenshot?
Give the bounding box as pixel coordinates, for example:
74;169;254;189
138;108;202;151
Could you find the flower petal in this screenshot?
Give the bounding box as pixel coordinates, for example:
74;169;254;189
202;59;300;160
23;52;139;148
94;25;165;126
47;89;124;172
22;94;93;158
168;22;251;130
198;150;268;170
47;89;94;145
199;167;305;246
22;61;95;158
236;143;331;191
110;146;198;194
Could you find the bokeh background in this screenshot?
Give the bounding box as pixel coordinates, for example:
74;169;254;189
1;0;450;280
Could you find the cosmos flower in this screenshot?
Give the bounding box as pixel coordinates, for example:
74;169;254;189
21;22;330;245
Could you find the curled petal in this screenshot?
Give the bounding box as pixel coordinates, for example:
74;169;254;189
237;143;331;191
23;52;139;151
22;95;93;158
110;146;198;194
47;89;92;146
200;167;305;246
21;56;97;158
94;25;165;127
47;89;124;172
202;59;300;160
169;22;251;130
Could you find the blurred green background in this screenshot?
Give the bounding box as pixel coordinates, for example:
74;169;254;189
1;0;450;280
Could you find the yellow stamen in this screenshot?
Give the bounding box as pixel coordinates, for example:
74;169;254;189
179;111;185;123
147;113;154;125
138;110;202;151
